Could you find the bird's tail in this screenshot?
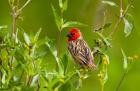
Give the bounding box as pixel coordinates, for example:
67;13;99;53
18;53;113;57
88;61;97;70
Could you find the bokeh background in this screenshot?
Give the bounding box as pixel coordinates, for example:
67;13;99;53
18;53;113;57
0;0;140;91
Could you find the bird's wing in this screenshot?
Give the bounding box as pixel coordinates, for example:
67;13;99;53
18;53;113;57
68;39;95;68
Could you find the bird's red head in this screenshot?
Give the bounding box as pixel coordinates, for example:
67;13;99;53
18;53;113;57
67;28;81;42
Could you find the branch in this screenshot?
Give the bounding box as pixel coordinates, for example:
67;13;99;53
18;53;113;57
9;0;31;41
115;69;128;91
109;0;134;37
19;0;31;12
120;0;123;18
11;11;17;40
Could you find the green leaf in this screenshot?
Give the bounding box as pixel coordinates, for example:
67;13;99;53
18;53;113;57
102;0;117;7
123;17;133;37
31;74;39;86
62;0;68;12
59;82;72;91
61;54;68;74
51;5;63;30
121;48;128;70
103;69;108;84
96;32;111;47
30;44;36;58
45;38;64;76
22;86;35;91
33;28;42;43
14;49;25;64
76;79;82;90
15;28;19;43
9;81;23;87
2;71;6;84
59;0;63;9
0;25;7;31
62;21;88;29
24;32;31;45
59;0;68;13
35;51;47;60
46;41;58;61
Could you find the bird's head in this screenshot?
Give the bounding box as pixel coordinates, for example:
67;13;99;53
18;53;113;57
67;28;82;42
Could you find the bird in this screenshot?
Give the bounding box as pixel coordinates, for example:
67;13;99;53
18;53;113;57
66;28;96;69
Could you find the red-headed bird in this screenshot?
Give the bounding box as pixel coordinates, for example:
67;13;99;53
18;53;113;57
67;28;96;69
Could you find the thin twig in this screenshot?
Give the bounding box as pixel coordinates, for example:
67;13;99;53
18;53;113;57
19;0;31;12
11;7;18;41
10;0;31;40
101;82;104;91
9;0;32;71
26;75;33;86
115;69;128;91
57;31;62;57
109;0;133;37
120;0;123;18
9;0;19;72
36;79;40;91
109;18;121;37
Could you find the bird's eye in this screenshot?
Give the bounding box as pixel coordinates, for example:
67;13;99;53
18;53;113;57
71;33;75;35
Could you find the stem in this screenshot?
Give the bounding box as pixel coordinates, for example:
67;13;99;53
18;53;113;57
57;8;63;57
57;31;61;57
109;18;121;37
109;0;133;37
10;0;31;41
12;15;16;39
109;0;123;37
36;79;40;91
11;10;18;43
9;3;19;72
120;0;123;18
26;75;33;86
115;69;128;91
101;82;104;91
99;78;105;91
19;0;31;12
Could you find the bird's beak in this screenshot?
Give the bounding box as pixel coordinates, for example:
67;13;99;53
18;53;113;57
66;33;72;38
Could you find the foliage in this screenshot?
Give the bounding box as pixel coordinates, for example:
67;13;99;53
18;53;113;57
0;0;138;91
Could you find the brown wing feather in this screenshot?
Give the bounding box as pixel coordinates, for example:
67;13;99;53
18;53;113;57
68;39;96;68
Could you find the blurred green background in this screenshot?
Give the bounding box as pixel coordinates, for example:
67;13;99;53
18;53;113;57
0;0;140;91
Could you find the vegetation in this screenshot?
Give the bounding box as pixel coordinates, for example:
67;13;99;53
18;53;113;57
0;0;138;91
